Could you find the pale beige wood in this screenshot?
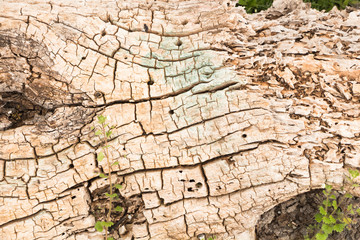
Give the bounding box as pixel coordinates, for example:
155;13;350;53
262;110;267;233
1;0;360;239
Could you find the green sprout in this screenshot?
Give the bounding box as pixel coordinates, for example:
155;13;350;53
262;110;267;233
92;115;123;240
305;168;360;240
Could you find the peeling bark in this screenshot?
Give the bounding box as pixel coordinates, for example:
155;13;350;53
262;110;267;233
1;0;360;239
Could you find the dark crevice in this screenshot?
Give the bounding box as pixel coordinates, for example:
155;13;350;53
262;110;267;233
90;185;146;239
0;91;55;130
256;189;360;240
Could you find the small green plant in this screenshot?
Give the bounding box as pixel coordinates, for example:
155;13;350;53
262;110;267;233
303;0;360;12
237;0;273;13
92;115;123;240
236;0;360;13
305;169;360;240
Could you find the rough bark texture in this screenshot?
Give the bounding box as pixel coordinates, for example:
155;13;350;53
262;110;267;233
1;0;360;239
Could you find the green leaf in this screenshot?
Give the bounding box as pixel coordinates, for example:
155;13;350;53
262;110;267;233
330;195;336;200
308;224;315;230
95;130;102;136
325;184;333;191
322;224;334;235
106;130;112;137
343;217;352;224
107;238;114;240
102;221;114;228
315;232;328;240
352;184;359;188
332;200;338;210
345;193;353;198
99;173;108;178
90;126;94;130
95;221;103;232
114;206;123;212
323;200;331;207
334;223;346;233
320;206;327;215
105;193;118;198
112;161;119;166
349;169;360;179
115;184;122;189
97;152;104;162
323;216;336;224
323;216;331;224
356;208;360;215
97;115;106;124
329;215;336;224
315;213;323;223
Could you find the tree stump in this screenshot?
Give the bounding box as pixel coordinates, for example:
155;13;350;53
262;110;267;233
1;0;360;239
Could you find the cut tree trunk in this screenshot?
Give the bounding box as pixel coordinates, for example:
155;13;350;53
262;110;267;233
1;0;360;239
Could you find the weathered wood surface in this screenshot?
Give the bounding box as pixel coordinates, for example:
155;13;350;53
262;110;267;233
1;0;360;239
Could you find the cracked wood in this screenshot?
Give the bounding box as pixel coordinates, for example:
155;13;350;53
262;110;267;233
1;0;360;239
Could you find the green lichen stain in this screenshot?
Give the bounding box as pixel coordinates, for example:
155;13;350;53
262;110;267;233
159;36;182;51
138;35;241;96
139;55;156;68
